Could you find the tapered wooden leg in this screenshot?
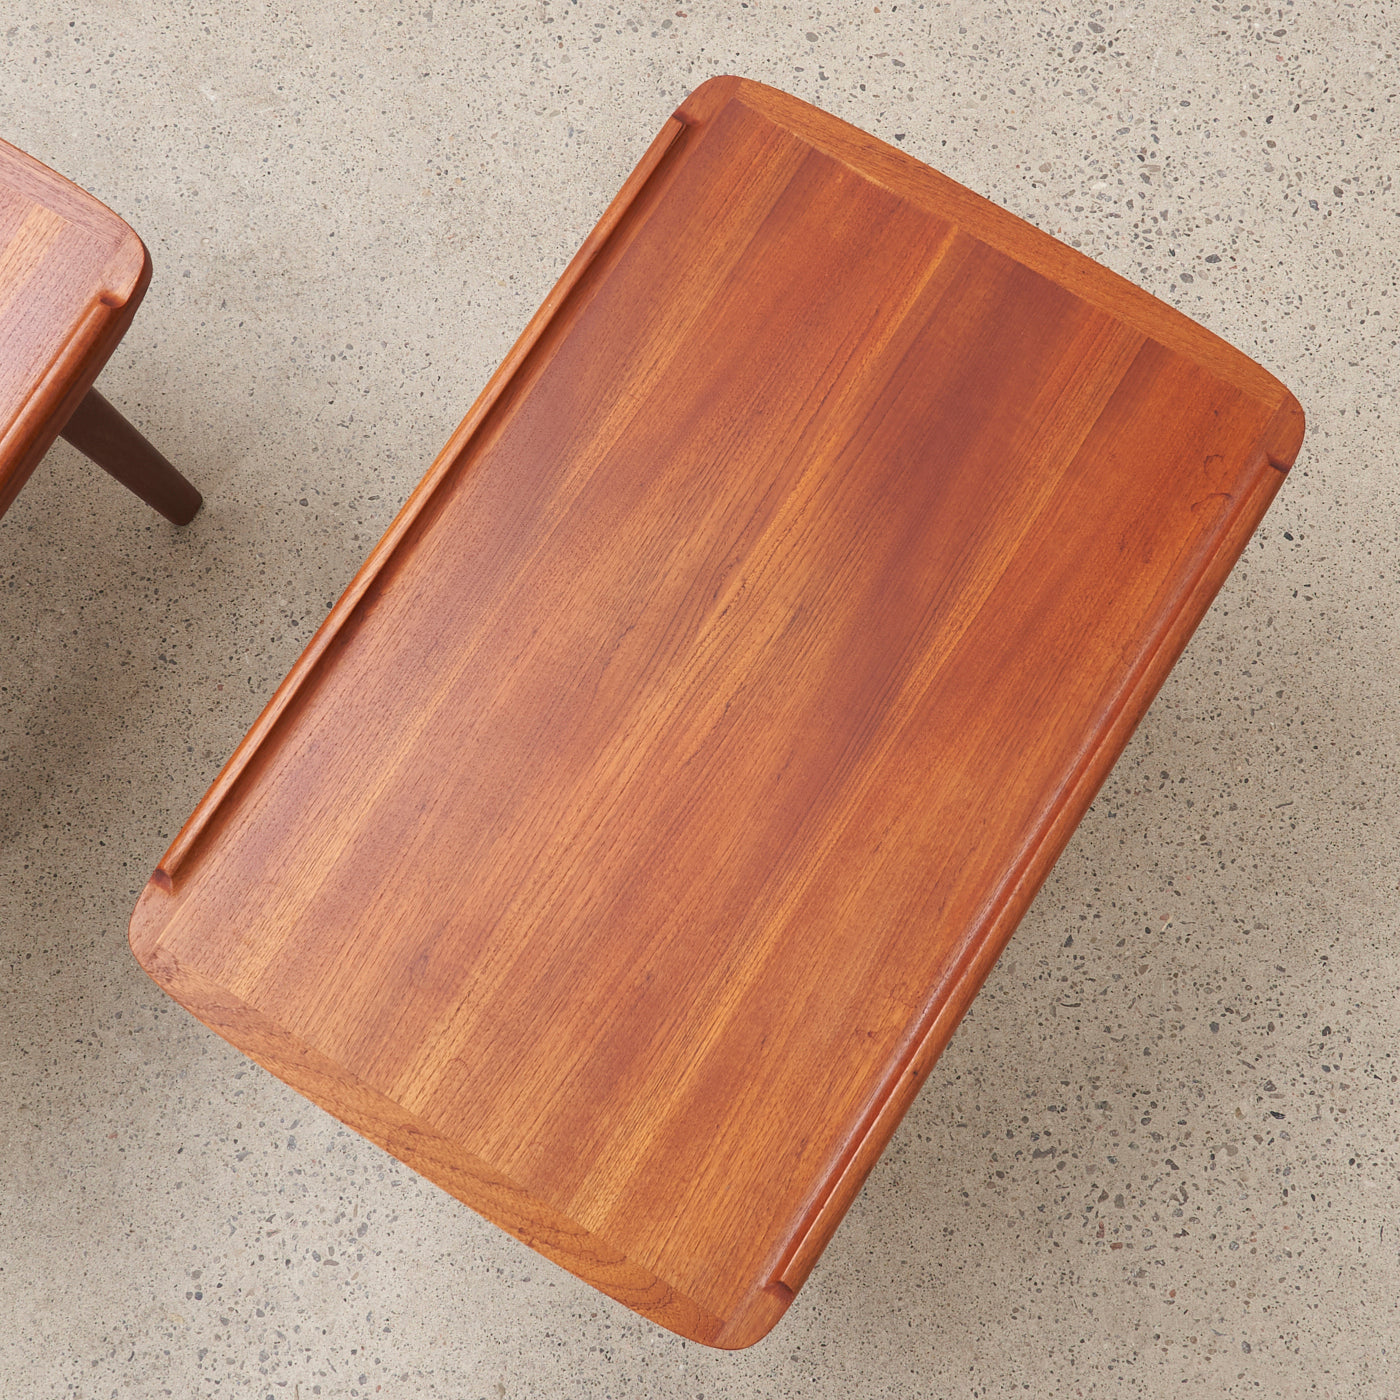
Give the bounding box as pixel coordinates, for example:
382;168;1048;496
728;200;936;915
59;387;202;525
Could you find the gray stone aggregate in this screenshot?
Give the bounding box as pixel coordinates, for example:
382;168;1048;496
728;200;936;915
2;2;1396;1395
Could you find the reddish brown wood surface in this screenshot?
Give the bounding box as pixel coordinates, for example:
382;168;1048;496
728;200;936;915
0;137;149;518
130;76;1304;1348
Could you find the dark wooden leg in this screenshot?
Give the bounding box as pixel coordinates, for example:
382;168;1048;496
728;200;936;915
59;388;202;525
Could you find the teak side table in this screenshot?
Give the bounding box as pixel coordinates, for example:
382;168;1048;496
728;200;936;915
0;137;200;525
130;78;1303;1348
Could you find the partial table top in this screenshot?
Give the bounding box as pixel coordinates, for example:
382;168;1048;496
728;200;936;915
131;76;1303;1348
0;137;148;517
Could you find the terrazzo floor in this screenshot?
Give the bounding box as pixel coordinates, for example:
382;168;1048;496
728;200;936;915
2;3;1397;1396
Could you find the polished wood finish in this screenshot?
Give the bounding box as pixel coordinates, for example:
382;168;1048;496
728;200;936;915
130;77;1304;1348
0;136;199;521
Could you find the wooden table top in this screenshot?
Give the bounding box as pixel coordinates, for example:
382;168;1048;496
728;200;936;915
130;76;1303;1348
0;137;149;518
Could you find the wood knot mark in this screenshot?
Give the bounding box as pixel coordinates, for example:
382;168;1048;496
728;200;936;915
1189;491;1233;513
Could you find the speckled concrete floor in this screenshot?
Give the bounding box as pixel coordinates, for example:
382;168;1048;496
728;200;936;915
2;3;1396;1396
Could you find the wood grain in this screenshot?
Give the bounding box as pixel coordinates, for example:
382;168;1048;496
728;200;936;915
130;76;1304;1348
0;137;149;518
0;137;201;524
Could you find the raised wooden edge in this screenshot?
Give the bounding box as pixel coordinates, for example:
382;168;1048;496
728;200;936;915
127;924;790;1348
146;114;687;891
0;251;151;518
677;77;1304;442
0;136;151;516
0;135;150;261
765;444;1291;1297
1262;393;1307;472
672;77;1305;1300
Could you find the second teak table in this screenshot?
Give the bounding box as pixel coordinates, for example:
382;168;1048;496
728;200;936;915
130;77;1303;1348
